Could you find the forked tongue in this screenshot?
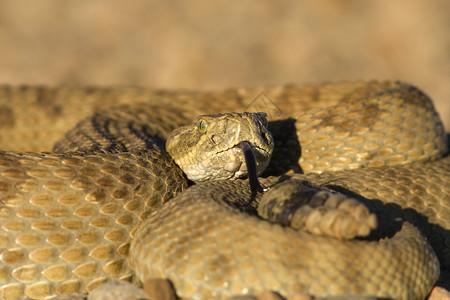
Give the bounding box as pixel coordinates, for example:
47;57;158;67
238;141;264;197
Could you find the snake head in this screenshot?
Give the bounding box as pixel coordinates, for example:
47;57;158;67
166;112;274;182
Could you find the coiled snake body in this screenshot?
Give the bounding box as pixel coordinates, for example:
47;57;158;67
0;81;448;299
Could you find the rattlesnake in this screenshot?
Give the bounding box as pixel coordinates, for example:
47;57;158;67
0;81;448;299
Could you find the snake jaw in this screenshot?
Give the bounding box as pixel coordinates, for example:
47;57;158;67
177;141;271;182
222;141;272;178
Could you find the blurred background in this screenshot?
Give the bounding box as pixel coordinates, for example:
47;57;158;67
0;0;449;130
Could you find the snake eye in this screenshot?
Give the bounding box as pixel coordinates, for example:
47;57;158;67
197;119;208;133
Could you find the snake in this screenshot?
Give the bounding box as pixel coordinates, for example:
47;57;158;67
0;81;448;300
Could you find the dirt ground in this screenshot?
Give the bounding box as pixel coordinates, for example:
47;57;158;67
0;1;449;130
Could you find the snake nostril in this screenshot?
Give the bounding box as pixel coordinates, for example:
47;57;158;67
260;132;271;147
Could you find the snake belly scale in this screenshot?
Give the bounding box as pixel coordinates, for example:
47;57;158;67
0;81;448;299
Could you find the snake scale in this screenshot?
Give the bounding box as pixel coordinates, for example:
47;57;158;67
0;81;448;299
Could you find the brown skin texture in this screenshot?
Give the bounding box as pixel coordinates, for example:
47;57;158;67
0;82;448;299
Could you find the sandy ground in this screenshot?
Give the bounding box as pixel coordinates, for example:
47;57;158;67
0;1;449;129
